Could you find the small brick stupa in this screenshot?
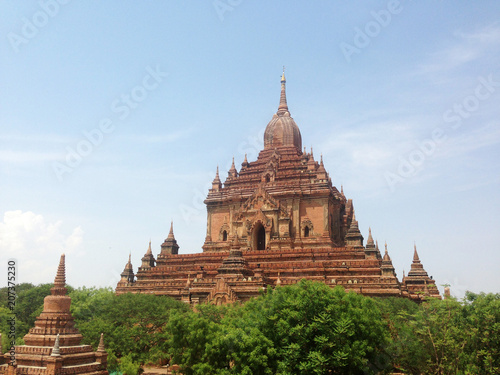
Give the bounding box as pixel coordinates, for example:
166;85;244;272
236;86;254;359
402;245;440;301
0;255;108;375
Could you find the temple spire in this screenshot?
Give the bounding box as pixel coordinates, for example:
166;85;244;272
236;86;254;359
277;67;289;115
212;166;222;191
51;334;61;357
345;213;363;247
97;333;106;352
228;157;238;178
241;154;249;169
383;242;391;261
413;243;420;262
159;221;180;257
141;239;156;269
120;253;135;284
167;221;175;240
366;227;375;247
52;254;67;296
316;154;328;180
54;254;66;286
381;243;395;276
407;243;429;278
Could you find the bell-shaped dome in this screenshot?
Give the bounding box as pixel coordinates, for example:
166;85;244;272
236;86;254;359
264;71;302;150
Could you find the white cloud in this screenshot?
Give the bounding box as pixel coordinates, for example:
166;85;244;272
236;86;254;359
318;119;421;191
418;24;500;74
0;210;84;285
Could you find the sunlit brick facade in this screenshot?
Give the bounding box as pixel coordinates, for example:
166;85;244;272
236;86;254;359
116;72;440;304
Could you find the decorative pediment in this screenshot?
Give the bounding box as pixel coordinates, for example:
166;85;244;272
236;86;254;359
208;277;238;305
241;186;279;212
270;149;281;162
254;209;271;228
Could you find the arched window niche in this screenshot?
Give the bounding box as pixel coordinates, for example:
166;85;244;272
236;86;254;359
253;223;266;250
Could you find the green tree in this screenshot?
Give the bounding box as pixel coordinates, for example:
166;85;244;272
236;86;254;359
169;281;391;375
251;281;391;374
462;292;500;374
168;304;227;374
119;353;142;375
376;297;428;374
71;290;189;365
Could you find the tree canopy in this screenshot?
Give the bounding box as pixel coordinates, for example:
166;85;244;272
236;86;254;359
0;282;498;374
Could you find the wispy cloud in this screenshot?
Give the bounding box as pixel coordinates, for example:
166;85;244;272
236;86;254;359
418;24;500;74
119;128;193;144
437;122;500;159
320;119;418;168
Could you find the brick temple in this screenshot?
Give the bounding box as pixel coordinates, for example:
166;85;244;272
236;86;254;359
0;255;108;375
116;71;440;303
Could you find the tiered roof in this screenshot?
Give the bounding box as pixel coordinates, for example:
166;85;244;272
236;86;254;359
116;72;440;304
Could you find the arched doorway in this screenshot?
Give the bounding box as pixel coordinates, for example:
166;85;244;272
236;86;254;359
253;223;266;250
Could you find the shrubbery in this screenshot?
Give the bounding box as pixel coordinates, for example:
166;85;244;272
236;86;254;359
1;282;498;374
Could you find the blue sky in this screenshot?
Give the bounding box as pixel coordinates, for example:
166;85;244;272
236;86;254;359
1;1;499;297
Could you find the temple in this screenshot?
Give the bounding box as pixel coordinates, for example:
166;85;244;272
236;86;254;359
0;255;108;375
116;71;440;303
